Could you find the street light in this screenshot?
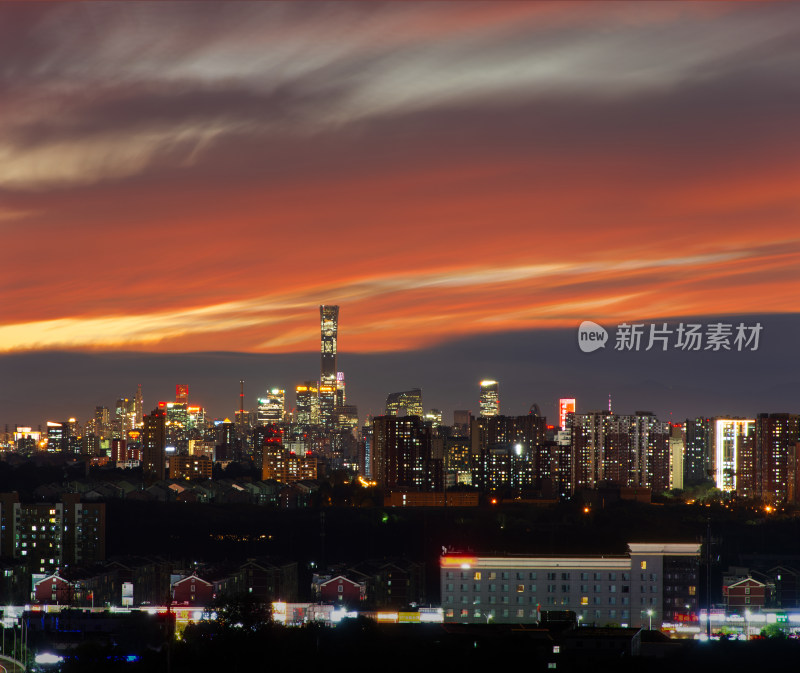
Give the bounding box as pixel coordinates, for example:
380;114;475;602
647;609;654;631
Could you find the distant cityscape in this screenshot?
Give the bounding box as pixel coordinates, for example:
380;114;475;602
4;305;797;505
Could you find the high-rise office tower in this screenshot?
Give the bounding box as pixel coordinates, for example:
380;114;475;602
257;389;285;425
159;401;189;447
134;384;143;427
46;419;78;453
142;408;167;481
296;382;320;425
558;398;576;430
424;409;443;428
479;380;499;417
217;418;237;461
47;421;65;453
116;397;135;437
94;406;110;438
385;389;423;417
176;384;189;405
319;305;339;427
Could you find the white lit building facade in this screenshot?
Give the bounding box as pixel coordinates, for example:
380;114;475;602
713;418;755;492
440;543;700;628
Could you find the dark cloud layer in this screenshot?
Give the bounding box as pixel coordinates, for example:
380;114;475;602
2;313;797;428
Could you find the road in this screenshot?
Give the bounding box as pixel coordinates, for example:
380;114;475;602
0;655;26;673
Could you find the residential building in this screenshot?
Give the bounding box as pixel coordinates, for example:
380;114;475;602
169;455;213;481
142;408;167;481
724;577;767;613
372;415;433;491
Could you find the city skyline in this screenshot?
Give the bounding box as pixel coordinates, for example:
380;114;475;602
3;312;799;427
2;2;799;424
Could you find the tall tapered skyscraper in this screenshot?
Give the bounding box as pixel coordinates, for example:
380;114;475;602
319;305;339;427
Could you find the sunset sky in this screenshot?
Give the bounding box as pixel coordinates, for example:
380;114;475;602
2;2;799;423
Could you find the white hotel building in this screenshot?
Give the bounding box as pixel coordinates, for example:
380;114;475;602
441;543;700;629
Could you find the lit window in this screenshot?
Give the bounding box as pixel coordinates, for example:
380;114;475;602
640;561;647;570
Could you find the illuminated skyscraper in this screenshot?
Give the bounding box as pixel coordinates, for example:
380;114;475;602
712;418;755;492
176;384;189;405
424;409;443;428
319;305;339;427
115;398;135;437
385;389;423;417
134;384;143;427
47;421;65;453
94;406;110;439
295;382;320;425
158;401;189;446
257;389;285;425
558;398;576;430
479;380;499;417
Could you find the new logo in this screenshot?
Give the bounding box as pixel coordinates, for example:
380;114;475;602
578;321;608;353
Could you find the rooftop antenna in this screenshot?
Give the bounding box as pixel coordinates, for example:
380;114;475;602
608;393;612;414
